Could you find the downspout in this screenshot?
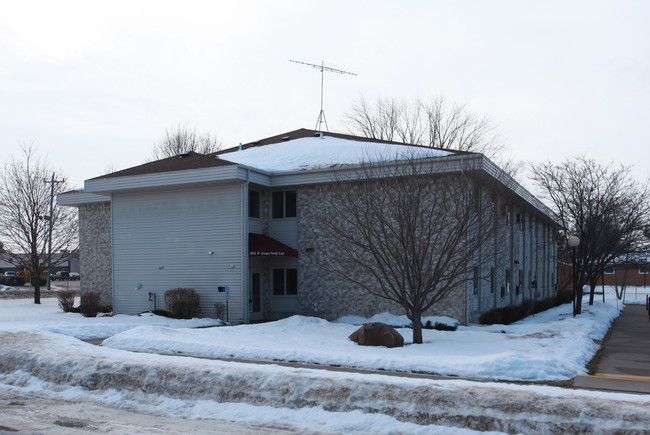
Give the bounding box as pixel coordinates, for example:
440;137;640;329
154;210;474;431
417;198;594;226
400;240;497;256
241;168;250;323
461;157;470;324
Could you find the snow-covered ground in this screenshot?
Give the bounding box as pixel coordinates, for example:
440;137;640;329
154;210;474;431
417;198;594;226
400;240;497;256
0;290;620;381
1;288;649;433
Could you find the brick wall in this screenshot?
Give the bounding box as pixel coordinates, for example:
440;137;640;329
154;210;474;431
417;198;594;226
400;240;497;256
297;184;467;323
78;202;112;306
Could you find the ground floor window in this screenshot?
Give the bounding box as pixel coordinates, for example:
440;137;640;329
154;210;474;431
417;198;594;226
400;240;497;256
273;268;297;295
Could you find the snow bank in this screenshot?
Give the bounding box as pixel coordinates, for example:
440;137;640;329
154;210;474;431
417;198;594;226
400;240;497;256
1;330;649;434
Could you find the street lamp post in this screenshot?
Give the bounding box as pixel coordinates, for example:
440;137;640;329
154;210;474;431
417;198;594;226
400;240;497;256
568;235;580;317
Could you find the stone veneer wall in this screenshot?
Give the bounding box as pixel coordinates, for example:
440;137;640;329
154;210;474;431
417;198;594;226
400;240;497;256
78;202;112;306
297;185;467;323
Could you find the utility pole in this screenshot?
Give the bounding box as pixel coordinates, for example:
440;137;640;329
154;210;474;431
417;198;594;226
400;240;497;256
44;173;64;290
290;59;356;132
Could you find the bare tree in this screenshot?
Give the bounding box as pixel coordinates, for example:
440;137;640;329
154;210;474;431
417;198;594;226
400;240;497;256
313;155;495;343
532;157;650;314
150;124;222;160
344;96;518;175
0;143;78;303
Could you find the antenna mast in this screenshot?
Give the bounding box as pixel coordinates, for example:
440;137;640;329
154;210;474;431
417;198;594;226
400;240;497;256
290;59;356;132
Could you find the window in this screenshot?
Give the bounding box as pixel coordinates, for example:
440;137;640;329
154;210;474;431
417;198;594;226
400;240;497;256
502;268;511;298
472;266;479;295
517;269;523;295
639;264;649;275
249;190;260;218
604;266;615;275
273;268;297;295
490;267;496;293
472;185;480;212
272;191;297;219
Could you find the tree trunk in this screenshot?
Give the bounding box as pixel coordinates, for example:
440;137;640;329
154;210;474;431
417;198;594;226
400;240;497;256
411;312;423;344
33;277;41;304
575;286;583;314
588;282;596;306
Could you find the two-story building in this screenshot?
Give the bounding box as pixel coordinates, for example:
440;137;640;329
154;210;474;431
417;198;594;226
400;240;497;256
58;129;559;323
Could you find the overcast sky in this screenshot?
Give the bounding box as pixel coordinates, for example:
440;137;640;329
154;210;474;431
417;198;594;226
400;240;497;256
1;0;648;189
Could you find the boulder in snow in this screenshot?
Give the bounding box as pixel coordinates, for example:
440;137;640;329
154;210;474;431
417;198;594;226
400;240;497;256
349;322;404;348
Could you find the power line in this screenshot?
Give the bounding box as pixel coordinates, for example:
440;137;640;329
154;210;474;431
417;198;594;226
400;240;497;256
290;59;357;132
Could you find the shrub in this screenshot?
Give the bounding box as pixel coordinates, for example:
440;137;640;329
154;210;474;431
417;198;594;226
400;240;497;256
152;309;174;318
479;308;503;325
557;289;573;304
98;303;113;315
481;296;564;325
214;302;225;320
57;290;76;313
79;291;101;317
164;288;200;319
531;297;558;314
433;322;457;331
501;305;523;325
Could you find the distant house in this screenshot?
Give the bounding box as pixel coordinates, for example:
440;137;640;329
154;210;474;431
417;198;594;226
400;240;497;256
58;129;559;324
0;252;79;275
601;255;649;287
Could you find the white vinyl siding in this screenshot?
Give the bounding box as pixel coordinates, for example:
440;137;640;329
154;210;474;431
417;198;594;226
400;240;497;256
270;218;297;249
111;183;244;320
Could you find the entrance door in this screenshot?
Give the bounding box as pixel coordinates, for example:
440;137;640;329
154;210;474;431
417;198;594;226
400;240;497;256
249;271;262;321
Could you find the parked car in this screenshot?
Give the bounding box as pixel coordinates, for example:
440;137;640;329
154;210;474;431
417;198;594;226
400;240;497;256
0;271;24;287
69;272;80;280
51;271;70;281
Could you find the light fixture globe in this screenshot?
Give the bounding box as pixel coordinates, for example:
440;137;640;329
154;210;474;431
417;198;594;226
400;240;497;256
567;235;580;248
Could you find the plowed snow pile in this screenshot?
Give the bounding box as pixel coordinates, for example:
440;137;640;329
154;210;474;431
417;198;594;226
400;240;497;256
1;330;649;434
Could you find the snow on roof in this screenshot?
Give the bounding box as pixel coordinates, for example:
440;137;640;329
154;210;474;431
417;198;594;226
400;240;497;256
217;136;453;173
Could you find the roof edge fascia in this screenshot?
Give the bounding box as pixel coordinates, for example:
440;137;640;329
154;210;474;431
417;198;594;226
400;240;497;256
479;157;560;227
57;191;110;206
84;165;241;194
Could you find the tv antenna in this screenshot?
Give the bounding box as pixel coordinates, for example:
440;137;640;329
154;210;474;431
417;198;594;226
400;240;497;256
290;59;357;132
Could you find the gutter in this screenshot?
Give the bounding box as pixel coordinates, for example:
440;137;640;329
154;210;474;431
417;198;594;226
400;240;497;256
241;169;251;323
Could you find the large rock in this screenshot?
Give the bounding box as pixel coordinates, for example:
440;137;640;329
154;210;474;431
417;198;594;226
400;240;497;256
349;322;404;348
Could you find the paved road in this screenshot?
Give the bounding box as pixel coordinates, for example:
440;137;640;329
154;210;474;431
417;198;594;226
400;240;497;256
574;304;650;394
0;391;301;434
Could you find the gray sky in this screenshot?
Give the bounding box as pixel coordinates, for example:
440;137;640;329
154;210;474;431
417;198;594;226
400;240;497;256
1;0;648;189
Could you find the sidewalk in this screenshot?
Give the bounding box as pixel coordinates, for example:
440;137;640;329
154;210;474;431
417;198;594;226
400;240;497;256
573;304;650;394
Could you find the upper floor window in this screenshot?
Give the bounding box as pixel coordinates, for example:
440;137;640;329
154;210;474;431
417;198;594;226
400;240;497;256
639;264;649;275
249;190;260;218
272;190;296;219
604;265;615;275
503;204;512;227
490;267;496;294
